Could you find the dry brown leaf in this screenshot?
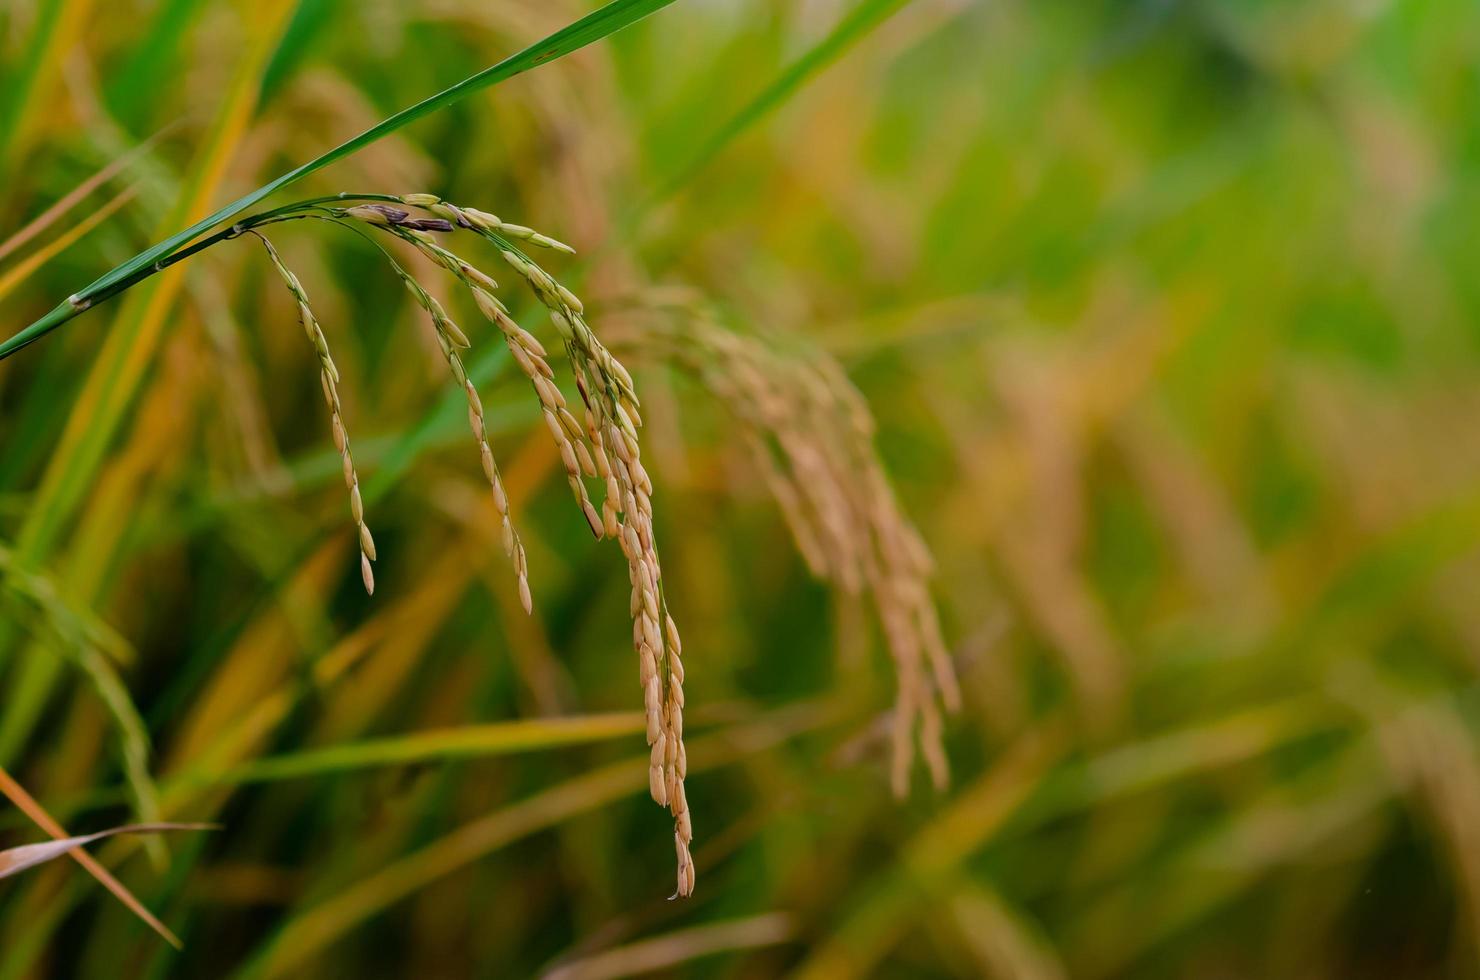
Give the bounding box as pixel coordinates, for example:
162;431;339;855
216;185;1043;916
0;823;214;880
0;765;213;949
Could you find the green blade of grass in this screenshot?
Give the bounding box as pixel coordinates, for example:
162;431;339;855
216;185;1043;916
647;0;914;206
0;0;97;163
0;0;682;362
170;712;644;788
238;698;839;979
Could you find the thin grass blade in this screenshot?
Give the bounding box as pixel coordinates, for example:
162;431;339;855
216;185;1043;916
0;823;215;880
648;0;912;204
0;185;138;303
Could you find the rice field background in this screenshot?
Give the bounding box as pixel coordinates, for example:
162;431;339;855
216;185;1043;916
3;0;1480;976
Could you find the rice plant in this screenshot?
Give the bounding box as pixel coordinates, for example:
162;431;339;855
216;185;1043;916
0;0;946;929
7;0;1480;976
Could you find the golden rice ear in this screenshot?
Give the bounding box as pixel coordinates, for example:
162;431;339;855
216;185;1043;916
253;233;376;595
348;197;699;895
630;304;960;796
397;261;530;612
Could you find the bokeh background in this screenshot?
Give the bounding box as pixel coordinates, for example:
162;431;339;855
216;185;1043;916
3;0;1480;976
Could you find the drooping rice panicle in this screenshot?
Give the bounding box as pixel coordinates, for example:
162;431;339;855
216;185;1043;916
355;193;695;897
621;299;960;795
378;254;533;613
252;232;376;595
350;212;607;542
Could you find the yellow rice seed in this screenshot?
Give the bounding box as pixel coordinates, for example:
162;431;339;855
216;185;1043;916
555;283;584;313
349;485;364;524
542;409;563;442
513;325;546;357
481;444;497;486
532;375;560;410
553;405;578;439
531;232;575;254
359;523;377;561
360;553;375;594
441;316;471;349
518;574;532;615
574;441;597;478
461;263;498;292
509;343;537;379
610;358;636;395
632;459;653;496
346;204;393;225
582;500;604;539
473;287;505;321
464;207;500;230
